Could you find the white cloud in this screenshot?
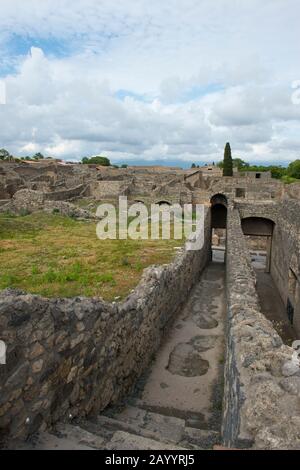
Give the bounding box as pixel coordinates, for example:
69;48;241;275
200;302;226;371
0;0;299;164
0;80;6;104
20;142;39;154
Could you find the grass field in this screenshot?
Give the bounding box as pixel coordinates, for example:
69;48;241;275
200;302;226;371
0;212;184;301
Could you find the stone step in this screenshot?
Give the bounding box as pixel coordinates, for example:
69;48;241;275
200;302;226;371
10;424;109;450
10;429;97;450
105;430;189;451
55;423;106;449
100;405;220;449
131;398;209;429
77;418;113;440
96;414;183;445
182;427;220;449
124;401;221;449
108;405;186;444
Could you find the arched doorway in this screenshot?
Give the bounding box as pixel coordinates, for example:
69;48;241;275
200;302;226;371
210;194;228;263
155;200;172;206
241;217;274;272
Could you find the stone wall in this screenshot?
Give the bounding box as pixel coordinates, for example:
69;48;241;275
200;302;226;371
270;200;300;335
0;189;95;220
0;200;10;207
236;200;300;336
284;182;300;200
0;210;211;441
44;184;86;201
89;181;131;200
0;166;25;199
222;207;300;449
191;177;283;205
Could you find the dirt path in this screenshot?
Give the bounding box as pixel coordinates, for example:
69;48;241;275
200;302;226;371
133;262;226;431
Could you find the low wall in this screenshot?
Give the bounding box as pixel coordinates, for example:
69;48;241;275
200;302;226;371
0;210;211;441
222;207;300;449
0;200;10;207
0;189;95;220
44;184;86;201
270;200;300;335
89;181;130;199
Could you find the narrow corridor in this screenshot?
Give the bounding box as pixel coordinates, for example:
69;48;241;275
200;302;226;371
255;271;297;345
13;263;227;450
138;263;226;429
96;262;227;449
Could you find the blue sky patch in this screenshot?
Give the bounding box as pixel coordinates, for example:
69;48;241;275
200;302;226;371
0;33;73;76
115;89;151;102
8;33;71;58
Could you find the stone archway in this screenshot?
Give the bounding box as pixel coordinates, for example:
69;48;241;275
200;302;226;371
133;199;146;204
210;194;228;229
210;194;228;262
155;200;172;206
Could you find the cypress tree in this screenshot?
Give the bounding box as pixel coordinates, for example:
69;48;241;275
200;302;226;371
223;142;233;176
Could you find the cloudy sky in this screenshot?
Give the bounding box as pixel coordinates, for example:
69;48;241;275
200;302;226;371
0;0;300;166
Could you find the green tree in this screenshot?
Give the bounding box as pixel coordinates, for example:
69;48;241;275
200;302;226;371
232;158;250;170
33;152;44;160
121;164;128;168
0;148;11;160
223;142;233;176
191;163;196;168
287;160;300;179
81;155;110;166
219;155;250;171
269;165;286;179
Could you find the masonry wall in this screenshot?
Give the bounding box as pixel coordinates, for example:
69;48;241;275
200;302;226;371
89;181;131;199
0;189;95;220
236;200;300;337
270;200;300;335
44;184;86;201
0;210;211;441
222;207;300;450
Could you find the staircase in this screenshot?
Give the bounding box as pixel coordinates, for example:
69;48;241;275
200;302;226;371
11;401;220;450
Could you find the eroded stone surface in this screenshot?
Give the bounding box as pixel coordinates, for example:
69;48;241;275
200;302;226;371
139;263;226;431
167;343;209;377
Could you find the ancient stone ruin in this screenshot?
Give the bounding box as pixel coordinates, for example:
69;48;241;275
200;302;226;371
0;160;300;450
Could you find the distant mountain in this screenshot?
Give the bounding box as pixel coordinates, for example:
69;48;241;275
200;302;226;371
112;159;292;169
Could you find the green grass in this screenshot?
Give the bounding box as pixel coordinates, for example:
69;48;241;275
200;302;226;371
0;212;184;301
